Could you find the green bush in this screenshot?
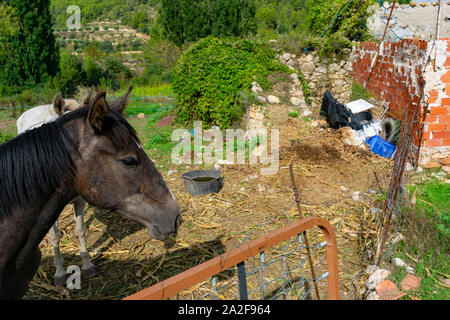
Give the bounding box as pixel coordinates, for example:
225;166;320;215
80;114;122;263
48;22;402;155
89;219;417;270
172;37;290;128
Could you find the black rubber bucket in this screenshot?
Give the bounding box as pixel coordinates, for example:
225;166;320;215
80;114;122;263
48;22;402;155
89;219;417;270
181;169;223;196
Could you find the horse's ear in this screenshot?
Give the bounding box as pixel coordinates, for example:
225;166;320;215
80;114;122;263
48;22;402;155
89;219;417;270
110;86;133;115
53;92;65;115
88;91;109;133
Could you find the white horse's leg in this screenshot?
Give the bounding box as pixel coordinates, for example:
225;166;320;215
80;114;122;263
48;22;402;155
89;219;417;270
73;197;95;279
48;222;67;286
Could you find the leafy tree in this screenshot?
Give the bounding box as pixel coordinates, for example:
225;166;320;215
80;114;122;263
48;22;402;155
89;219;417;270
306;0;375;41
1;0;59;88
160;0;257;46
59;49;86;95
131;11;148;29
84;56;102;86
0;2;18;58
83;41;104;59
103;56;133;91
99;40;114;54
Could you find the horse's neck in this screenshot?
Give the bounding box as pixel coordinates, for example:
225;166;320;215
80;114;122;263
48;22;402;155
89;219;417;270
14;187;78;271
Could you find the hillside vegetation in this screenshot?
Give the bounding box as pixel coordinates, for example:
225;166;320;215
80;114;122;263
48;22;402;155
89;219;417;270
1;0;375;120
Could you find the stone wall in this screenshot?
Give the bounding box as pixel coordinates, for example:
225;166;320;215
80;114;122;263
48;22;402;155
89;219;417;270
286;50;354;107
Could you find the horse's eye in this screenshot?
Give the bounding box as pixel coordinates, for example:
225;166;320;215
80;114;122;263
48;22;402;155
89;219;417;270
121;157;138;167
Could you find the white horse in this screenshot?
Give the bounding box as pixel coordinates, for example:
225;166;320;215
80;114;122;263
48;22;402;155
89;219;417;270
17;87;133;285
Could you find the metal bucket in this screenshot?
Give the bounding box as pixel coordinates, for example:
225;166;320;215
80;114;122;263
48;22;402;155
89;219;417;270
181;169;223;196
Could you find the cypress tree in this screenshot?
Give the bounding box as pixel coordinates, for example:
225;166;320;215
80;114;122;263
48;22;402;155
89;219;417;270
2;0;59;88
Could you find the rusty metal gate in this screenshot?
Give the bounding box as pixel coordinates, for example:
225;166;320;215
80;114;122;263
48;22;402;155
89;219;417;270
124;216;339;300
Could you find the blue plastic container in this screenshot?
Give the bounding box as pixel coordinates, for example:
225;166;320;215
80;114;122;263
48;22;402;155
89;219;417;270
365;135;397;158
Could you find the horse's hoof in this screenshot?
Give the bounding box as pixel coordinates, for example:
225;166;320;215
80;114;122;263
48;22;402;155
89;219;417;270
81;266;96;279
54;274;68;287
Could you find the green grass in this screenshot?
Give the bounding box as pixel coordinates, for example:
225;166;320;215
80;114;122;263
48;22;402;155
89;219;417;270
0;132;14;144
115;84;173;98
390;176;449;300
408;178;450;237
142;104;178;167
288;110;299;118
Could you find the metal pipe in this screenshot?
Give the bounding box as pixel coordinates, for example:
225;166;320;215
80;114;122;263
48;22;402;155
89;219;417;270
289;164;321;300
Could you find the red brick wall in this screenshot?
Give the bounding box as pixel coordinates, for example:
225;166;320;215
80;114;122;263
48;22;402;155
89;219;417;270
353;39;450;149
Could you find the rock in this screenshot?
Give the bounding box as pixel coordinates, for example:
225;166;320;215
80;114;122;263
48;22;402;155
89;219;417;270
352;191;361;201
328;63;339;73
303;109;312;117
248;105;264;121
342;127;365;148
287;59;297;67
258;184;266;192
257;95;267;103
305;54;314;63
292;89;305;98
400;274;421;291
366;265;379;275
406;266;415;274
216;159;234;165
376;280;405;300
366;291;381;300
267;95;280;104
252;81;263;94
393;257;407;267
290;97;303;106
315;66;327;74
391;233;405;245
340;186;349;192
302;61;315;74
282;53;292;61
290;73;299;80
167;170;177;176
137;113;145;119
366;268;391;290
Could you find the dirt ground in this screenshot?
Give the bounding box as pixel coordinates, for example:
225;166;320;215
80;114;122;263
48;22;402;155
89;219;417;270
13;96;395;300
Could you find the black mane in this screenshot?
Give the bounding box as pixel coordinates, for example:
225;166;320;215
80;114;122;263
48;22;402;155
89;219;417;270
0;106;140;219
0;122;75;219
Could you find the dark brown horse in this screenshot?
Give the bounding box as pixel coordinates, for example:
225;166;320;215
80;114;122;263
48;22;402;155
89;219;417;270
0;92;181;299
